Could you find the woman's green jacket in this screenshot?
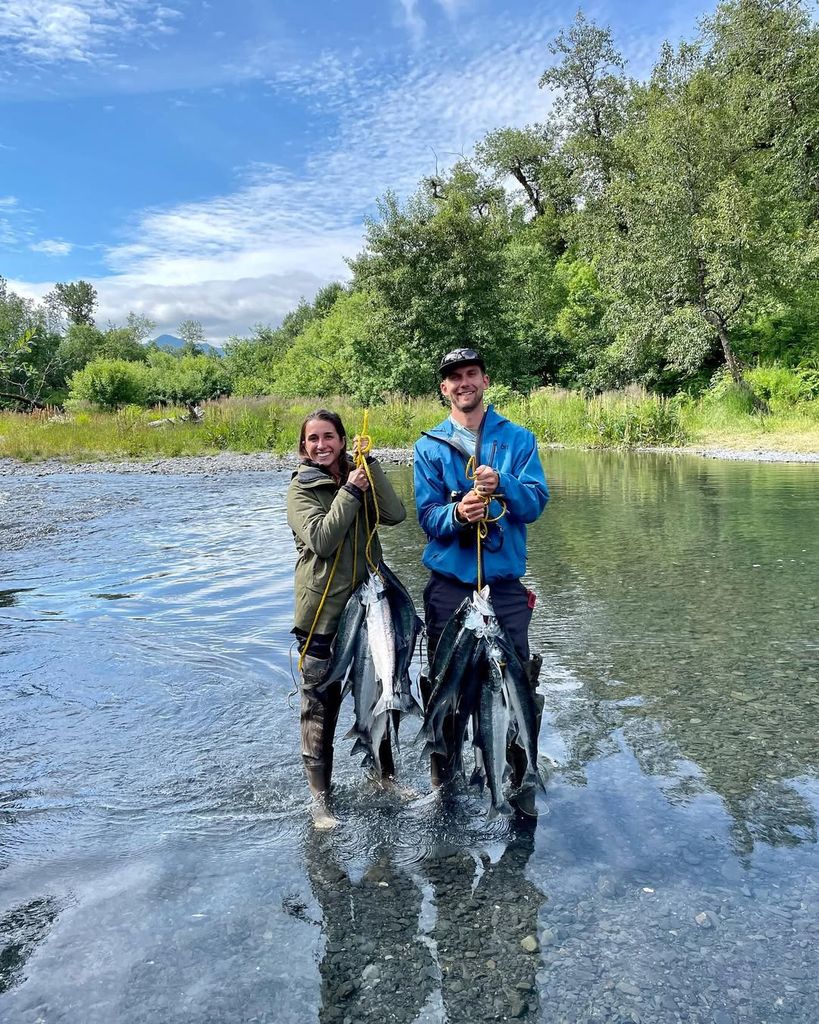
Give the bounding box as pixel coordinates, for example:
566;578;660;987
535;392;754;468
287;458;407;636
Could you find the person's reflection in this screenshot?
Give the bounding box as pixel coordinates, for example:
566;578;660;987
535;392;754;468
425;825;541;1023
0;896;60;994
304;833;436;1023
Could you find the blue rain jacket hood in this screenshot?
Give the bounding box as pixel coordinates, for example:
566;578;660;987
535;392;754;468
413;405;549;585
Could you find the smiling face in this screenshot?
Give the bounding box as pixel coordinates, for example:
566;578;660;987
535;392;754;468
301;418;345;476
440;363;490;417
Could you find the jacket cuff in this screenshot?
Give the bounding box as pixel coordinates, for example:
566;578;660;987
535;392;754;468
343;483;364;501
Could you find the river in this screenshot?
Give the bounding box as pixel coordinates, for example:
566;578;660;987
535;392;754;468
1;451;817;1023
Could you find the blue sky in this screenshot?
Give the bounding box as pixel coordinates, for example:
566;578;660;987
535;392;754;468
2;0;707;340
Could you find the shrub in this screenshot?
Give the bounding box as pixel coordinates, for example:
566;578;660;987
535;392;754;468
69;359;152;409
745;366;814;408
150;354;231;406
585;396;687;447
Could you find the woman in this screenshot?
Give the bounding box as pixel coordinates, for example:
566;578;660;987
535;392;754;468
287;409;406;828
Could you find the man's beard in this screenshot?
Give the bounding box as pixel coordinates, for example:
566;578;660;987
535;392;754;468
455;391;483;412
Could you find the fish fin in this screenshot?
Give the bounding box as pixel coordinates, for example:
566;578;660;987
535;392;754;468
397;691;421;717
372;696;388;719
413;723;429;746
526;766;548;793
344;724;361;741
469;768;485;792
390;716;401;753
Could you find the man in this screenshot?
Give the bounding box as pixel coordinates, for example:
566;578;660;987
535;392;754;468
413;347;550;815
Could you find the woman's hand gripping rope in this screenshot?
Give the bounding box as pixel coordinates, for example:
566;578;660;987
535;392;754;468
353;411;381;574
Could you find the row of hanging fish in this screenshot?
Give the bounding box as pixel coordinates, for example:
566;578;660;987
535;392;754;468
417;586;545;819
318;562;424;775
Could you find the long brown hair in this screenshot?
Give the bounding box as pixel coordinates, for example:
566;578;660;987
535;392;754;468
298;409;349;479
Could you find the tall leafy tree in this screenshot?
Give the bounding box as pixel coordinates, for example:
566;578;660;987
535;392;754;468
178;318;206;356
0;278;62;408
476;123;576;254
590;35;816;386
539;11;629;196
54;280;97;326
349;164;520;394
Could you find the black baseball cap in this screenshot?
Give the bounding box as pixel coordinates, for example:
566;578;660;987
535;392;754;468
438;347;486;378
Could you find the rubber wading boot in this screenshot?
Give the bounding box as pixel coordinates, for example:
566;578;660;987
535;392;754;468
510;653;544;820
300;655;339;830
305;766;338;830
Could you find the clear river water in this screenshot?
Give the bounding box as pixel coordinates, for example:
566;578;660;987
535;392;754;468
1;451;817;1024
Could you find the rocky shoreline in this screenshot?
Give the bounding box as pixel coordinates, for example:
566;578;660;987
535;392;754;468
0;444;816;477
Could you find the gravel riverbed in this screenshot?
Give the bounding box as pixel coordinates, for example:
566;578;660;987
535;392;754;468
0;445;816;476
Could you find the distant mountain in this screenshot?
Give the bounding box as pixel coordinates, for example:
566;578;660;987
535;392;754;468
152;334;223;356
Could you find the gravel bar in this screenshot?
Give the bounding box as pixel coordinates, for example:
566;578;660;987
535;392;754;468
0;444;815;476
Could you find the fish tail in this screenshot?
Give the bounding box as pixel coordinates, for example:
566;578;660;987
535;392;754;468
487;800;514;821
526;766;548;793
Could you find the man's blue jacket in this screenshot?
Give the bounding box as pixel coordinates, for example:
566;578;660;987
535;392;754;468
413;405;549;585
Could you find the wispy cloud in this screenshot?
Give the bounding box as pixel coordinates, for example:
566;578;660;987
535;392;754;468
396;0;476;39
86;13;560;338
11;5;677;340
30;238;74;256
0;1;182;64
398;0;425;42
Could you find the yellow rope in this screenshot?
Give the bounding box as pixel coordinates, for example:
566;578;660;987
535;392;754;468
297;410;382;674
464;455;507;592
297;541;344;673
355;409;381;574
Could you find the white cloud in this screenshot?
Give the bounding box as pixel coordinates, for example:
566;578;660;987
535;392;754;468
396;0;475;39
436;0;472;16
81;19;560;339
0;1;182;64
30;238;74;256
398;0;425;42
0;195;19;208
10;6;672;341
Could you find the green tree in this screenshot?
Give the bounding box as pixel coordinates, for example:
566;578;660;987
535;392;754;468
349;164;519;394
57;323;148;378
125;312;157;345
271;291;382;402
148;351;230;408
178;318;206;356
54;280;97;326
475;123;576;255
539;11;629;195
703;0;819;196
590;37;816;387
0;278;63;408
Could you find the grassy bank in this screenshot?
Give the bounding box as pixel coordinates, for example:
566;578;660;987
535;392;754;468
1;389;817;462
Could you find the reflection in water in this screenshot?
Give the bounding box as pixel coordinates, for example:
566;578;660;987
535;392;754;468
305;825;541;1024
1;458;818;1022
422;827;540;1024
305;833;436;1023
0;897;60;994
0;588;34;608
526;451;819;857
